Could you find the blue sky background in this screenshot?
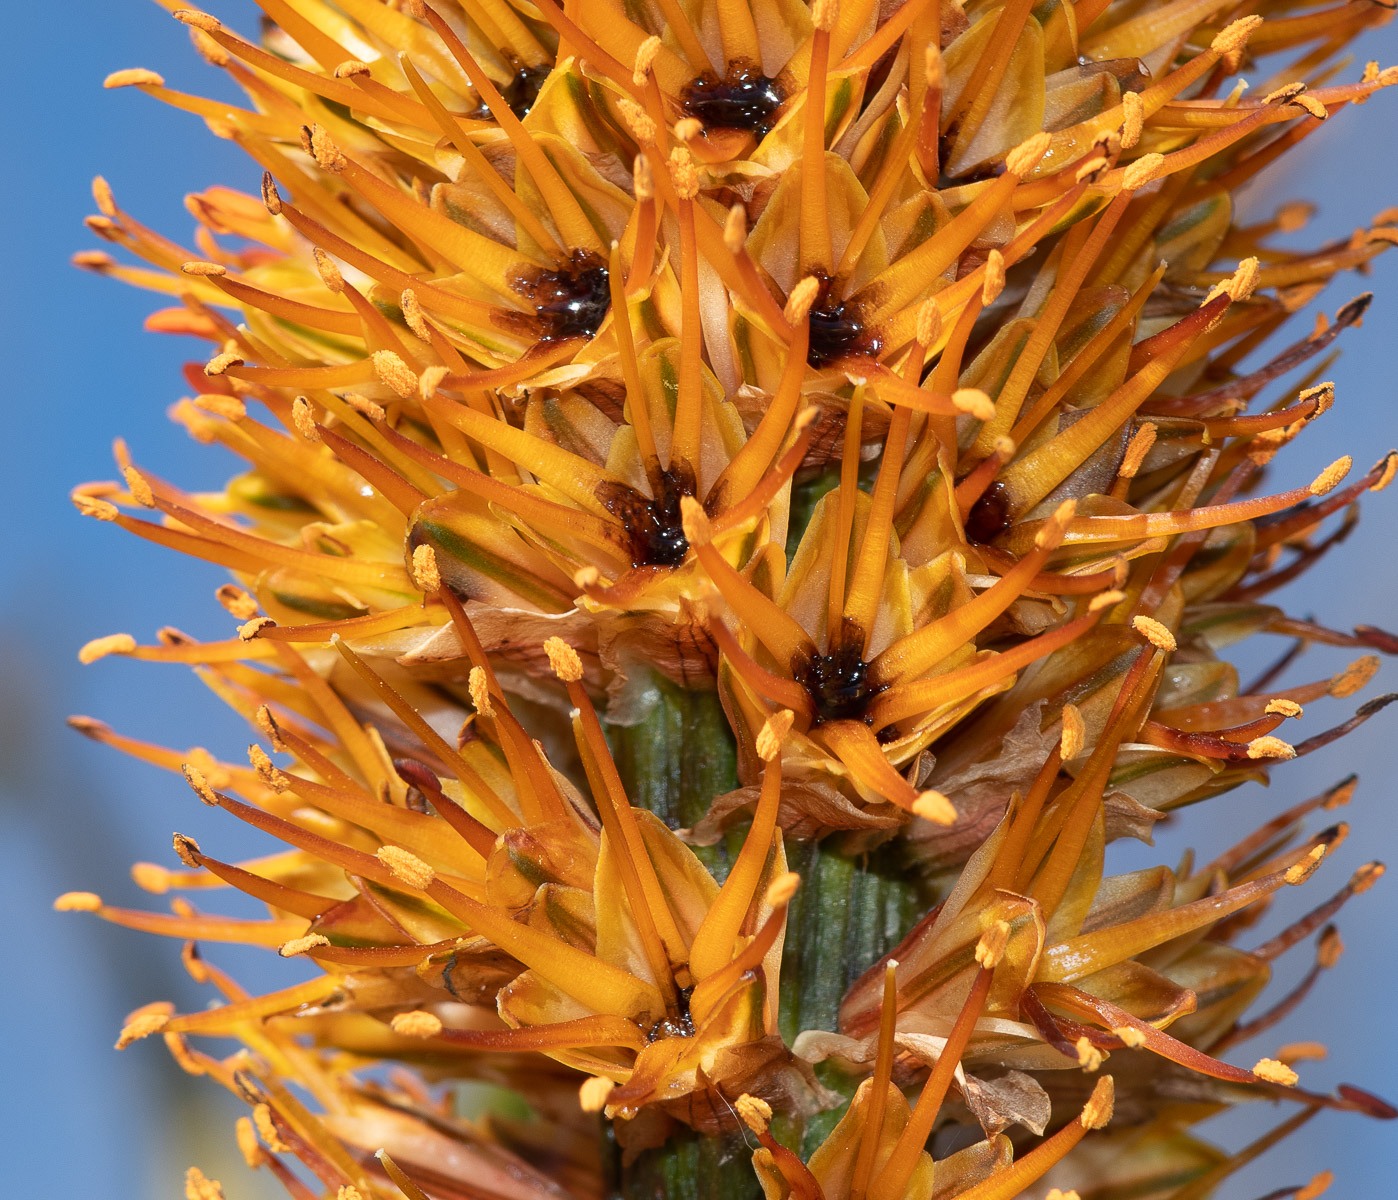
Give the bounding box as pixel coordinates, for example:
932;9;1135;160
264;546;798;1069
2;4;1396;1197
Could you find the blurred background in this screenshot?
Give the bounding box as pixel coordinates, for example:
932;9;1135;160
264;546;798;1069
3;3;1396;1196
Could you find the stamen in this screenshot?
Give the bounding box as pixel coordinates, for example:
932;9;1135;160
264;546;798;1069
868;967;994;1200
689;743;785;979
848;960;900;1200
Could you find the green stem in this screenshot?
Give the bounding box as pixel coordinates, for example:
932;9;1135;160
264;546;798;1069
606;674;928;1190
607;672;740;879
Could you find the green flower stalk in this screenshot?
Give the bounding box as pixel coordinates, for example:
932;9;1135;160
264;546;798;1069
59;0;1398;1197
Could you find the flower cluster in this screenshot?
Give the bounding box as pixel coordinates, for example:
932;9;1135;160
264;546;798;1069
59;0;1398;1197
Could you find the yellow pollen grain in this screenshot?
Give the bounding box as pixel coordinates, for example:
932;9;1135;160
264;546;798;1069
174;9;222;33
181;259;226;278
372;351;418;399
1294;94;1328;119
1309;455;1351;495
633;35;662;84
131;863;169;893
411;544;441;595
184;1167;225;1200
377;845;436;890
117;1011;170;1050
400;289;430;340
252;1103;290;1152
73;250;115;271
1089;589;1126;613
217;585;259;621
333;59;371;79
1080;1075;1115;1129
238;617;274;641
574;565;601;589
544;636;584;683
253;709;284;756
784;276;822;324
952;388;995;421
279;933;330;958
1005;131;1052;176
764;871;801;907
1252;1058;1299;1086
1278;1041;1328;1064
79;633;136;664
1285;845;1327;885
290;397;319;442
975;919;1011;968
1330;655;1378;698
182;763;219;806
468;667;495;719
735;1093;773;1134
811;0;839;33
916;300;943;349
1120;91;1144;149
172;833;201;868
1371;452;1398;492
261;172;283;215
1247;735;1296;760
579;1076;615;1113
235;1117;266;1169
194;393;246;420
248;742;280;780
795;405;819;432
1278;201;1314;233
313;248;345;294
391;1010;444;1038
1060;703;1085;760
913;790;956;825
1132;615;1176;652
1265;699;1303;718
92;175;118;215
1112;1025;1146;1049
306;123;346;172
756;709;795;761
55;891;103;912
1074;156;1109;185
1122;153;1164;192
1352;861;1385;893
204;351;243;377
1211;15;1263;56
667;146;700;200
345;392;386;421
925;42;943;89
1297;1171;1334;1200
73;492;119;521
678;494;712;547
419;365;449;399
1045;1191;1082;1200
1075;1036;1104;1072
105;67;166;89
618;98;656;146
981;249;1007;306
673;117;703;143
1319;927;1344;968
1263;82;1307;106
1229;257;1261;302
724;204;748;255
